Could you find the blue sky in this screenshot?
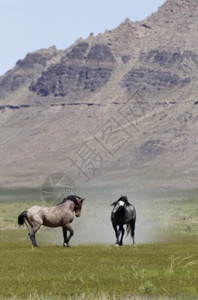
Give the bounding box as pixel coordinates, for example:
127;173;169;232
0;0;166;76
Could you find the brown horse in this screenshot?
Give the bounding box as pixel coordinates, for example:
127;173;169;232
18;195;84;247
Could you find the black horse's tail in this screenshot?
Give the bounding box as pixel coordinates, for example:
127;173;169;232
126;222;132;236
18;211;28;226
126;217;136;244
126;218;136;237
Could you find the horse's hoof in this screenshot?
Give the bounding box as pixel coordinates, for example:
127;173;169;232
114;244;119;247
63;243;67;247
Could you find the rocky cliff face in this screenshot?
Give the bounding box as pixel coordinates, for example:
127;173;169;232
0;47;57;99
0;0;198;191
29;43;116;97
121;50;194;94
1;0;198;103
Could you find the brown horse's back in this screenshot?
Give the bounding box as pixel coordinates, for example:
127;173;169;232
27;205;74;228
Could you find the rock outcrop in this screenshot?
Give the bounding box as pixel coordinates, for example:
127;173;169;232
1;0;198;190
29;43;116;97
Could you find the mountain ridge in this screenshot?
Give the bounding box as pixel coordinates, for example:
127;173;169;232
0;0;198;193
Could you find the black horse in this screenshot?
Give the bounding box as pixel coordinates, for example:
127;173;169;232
111;195;136;246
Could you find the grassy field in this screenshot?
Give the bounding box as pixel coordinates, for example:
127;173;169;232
0;232;198;299
0;191;198;299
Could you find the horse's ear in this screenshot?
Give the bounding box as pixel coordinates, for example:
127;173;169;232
111;201;116;206
81;198;85;201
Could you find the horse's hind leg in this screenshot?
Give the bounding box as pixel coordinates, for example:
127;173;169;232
119;225;125;246
112;223;119;246
131;220;136;244
28;224;41;247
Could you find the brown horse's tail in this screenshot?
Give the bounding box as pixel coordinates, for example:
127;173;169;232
18;211;28;226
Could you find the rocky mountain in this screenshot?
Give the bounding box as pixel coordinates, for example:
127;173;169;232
0;0;198;195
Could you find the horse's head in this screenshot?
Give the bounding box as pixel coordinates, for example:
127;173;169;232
74;197;84;217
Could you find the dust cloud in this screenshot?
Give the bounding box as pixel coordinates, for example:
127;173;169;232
41;186;165;247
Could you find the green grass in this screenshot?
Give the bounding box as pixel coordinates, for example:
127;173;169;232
0;231;198;299
0;194;198;299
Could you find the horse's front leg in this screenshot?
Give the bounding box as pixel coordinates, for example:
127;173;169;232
62;226;67;246
62;223;74;247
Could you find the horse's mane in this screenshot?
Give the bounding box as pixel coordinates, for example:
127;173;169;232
57;195;81;206
111;195;131;207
